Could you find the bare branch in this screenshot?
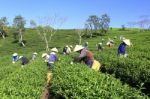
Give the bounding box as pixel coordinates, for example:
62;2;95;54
37;15;66;52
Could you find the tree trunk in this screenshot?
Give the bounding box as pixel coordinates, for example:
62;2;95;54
0;31;5;39
2;26;6;39
79;36;82;45
44;33;49;52
19;29;25;47
21;42;25;47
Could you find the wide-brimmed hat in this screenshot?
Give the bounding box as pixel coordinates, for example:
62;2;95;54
19;56;23;59
70;45;73;48
65;45;69;48
99;43;102;45
51;47;58;53
42;53;48;58
123;39;131;46
73;45;84;52
106;42;110;45
33;52;38;55
12;53;18;56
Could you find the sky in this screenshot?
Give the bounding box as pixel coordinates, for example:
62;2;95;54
0;0;150;29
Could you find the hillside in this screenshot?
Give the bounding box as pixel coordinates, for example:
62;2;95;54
0;28;150;98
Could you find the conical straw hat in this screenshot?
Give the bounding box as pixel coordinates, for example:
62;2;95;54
42;53;48;58
12;53;18;56
123;39;131;46
73;45;84;52
33;52;38;55
51;47;58;52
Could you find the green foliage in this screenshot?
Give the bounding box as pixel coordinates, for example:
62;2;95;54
0;28;150;98
13;15;26;29
0;56;47;98
0;17;9;28
88;30;150;95
100;13;110;33
85;13;110;38
50;55;148;98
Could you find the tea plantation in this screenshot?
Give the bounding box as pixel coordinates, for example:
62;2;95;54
0;28;150;98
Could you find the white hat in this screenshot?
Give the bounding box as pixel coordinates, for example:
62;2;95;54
106;42;110;45
12;53;18;56
122;37;126;40
110;40;114;42
66;45;69;47
123;39;131;46
42;53;48;58
99;43;102;45
19;56;23;59
51;47;58;53
33;52;38;55
70;45;73;48
73;45;84;52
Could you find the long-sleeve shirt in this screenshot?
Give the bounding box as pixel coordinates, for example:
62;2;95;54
118;42;126;55
48;52;58;64
79;48;94;67
21;56;29;65
12;56;19;62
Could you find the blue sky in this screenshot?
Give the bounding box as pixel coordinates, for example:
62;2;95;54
0;0;150;29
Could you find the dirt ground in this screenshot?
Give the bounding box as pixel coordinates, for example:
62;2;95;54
41;87;49;99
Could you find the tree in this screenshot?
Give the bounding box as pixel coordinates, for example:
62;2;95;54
84;22;92;38
0;17;9;39
85;14;110;36
137;15;150;30
86;15;100;33
30;20;37;29
13;15;26;47
36;15;66;52
75;28;84;44
99;14;110;34
121;25;126;30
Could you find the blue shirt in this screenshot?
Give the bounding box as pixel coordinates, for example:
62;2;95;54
118;42;126;55
12;56;19;62
48;52;58;64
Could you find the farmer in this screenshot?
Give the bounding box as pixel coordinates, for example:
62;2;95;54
73;45;94;67
107;39;114;48
66;45;71;55
73;45;101;71
97;42;103;51
118;39;131;58
19;56;29;67
12;53;19;63
63;45;68;55
63;45;71;55
47;47;58;69
32;52;38;60
69;45;73;51
42;53;49;67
